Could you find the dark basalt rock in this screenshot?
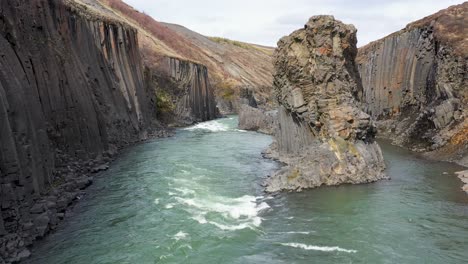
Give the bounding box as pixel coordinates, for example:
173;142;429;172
238;87;278;135
0;0;159;261
356;3;467;166
266;15;386;192
238;104;277;135
152;57;220;125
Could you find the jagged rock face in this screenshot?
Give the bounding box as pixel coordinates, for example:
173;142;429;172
266;16;386;192
155;57;219;124
238;88;277;135
238;105;277;135
356;3;467;165
0;0;158;261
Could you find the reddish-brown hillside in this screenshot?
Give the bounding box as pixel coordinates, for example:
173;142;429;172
359;2;467;58
74;0;274;93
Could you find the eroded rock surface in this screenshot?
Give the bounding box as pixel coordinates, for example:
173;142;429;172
357;3;467;166
238;105;277;135
455;170;468;194
0;0;163;261
238;88;277;135
266;16;386;192
150;57;220;125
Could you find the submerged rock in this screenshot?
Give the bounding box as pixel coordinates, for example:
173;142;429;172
266;15;387;192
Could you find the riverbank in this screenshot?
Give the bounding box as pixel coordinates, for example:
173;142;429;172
2;128;174;263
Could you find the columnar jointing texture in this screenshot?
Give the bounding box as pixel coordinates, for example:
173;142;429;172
163;57;218;122
356;3;467;165
266;15;386;192
0;0;156;261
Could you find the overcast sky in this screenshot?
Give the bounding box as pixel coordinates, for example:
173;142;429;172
123;0;464;47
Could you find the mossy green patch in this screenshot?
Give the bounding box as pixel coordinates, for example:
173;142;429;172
156;89;175;114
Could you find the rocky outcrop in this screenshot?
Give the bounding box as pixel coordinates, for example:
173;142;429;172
357;3;467;166
0;0;161;262
151;57;219;125
455;170;468;194
265;16;386;192
238;88;277;134
238;105;277;135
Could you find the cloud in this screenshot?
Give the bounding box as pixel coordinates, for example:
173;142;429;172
123;0;464;47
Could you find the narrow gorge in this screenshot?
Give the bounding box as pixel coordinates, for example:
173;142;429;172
0;0;221;261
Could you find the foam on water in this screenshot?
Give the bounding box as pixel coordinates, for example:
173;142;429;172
192;214;261;231
183;120;230;132
177;195;270;231
280;243;357;253
173;187;196;196
176;195;269;219
173;231;189;241
272;231;313;235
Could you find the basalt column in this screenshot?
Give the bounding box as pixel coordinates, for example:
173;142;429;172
0;0;157;261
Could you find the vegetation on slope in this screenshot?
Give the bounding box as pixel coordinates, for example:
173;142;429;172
82;0;274;91
208;37;274;55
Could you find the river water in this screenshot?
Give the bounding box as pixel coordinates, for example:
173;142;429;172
26;116;468;264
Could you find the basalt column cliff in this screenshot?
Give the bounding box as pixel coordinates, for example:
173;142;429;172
0;0;160;261
149;57;219;125
357;3;467;165
265;16;386;192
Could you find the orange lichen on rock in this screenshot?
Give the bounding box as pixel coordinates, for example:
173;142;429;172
450;124;468;146
317;46;332;56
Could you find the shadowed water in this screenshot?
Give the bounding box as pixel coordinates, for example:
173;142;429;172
26;116;468;264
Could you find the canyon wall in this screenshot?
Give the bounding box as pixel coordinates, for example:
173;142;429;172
152;57;219;125
265;16;386;192
0;0;159;261
83;0;274;116
357;3;467;165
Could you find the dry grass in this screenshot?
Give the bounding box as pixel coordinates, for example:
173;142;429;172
75;0;274;91
98;0;201;63
208;37;273;55
408;2;467;57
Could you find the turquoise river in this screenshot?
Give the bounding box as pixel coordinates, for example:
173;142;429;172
26;116;468;264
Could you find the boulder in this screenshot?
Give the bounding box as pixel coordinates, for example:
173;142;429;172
238;105;277;135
